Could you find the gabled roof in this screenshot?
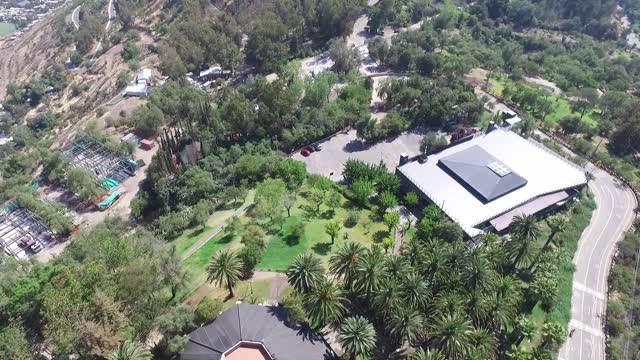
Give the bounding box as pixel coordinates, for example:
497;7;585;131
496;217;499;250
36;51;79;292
181;304;335;360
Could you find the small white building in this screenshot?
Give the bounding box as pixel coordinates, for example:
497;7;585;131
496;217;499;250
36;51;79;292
123;83;149;97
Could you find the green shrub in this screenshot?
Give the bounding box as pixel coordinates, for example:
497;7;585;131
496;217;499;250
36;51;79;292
195;297;223;325
344;210;360;228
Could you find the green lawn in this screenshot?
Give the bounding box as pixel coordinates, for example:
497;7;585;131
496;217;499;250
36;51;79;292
544;97;597;127
174;190;255;256
0;22;16;36
183;230;242;291
257;187;387;272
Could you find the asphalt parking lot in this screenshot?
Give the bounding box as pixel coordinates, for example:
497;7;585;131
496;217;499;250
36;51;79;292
291;129;425;181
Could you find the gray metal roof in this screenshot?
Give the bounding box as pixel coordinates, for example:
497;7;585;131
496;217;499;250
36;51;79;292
181;304;335;360
438;145;528;203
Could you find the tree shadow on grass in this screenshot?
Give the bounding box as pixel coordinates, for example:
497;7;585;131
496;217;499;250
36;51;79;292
190;227;207;238
372;230;388;244
312;242;332;256
218;233;235;244
284;234;300;246
321;209;335;219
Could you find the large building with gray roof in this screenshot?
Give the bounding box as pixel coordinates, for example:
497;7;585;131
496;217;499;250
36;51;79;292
397;127;587;238
180;303;335;360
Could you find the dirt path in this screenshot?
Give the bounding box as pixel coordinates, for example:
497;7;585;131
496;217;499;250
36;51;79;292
186;271;287;306
180;200;253;261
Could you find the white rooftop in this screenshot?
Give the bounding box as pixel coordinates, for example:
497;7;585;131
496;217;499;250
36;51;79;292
398;128;587;237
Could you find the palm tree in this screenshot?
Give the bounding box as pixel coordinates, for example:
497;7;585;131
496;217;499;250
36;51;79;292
388;307;425;345
400;272;430;310
373;278;403;318
383;255;410;280
541;321;566;348
428;312;473;360
543;216;568;251
108;340;151;360
511;214;541;241
505;235;535;269
304;278;347;327
465;249;492;293
337;316;377;360
468;328;497;359
329;242;366;289
489;275;520;331
287;252;325;294
354;245;384;300
411;349;445;360
206;249;243;298
530;216;569;271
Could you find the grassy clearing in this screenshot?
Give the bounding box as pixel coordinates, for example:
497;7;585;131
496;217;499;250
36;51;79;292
544;97;597;127
257;187;387;272
0;22;16;36
199;279;272;311
174;190;255;256
183;230;242;291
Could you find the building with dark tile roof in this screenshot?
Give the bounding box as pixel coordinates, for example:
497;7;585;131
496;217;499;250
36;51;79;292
181;304;336;360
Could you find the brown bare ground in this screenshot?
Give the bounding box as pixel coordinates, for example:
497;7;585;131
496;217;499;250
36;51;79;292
0;10;68;99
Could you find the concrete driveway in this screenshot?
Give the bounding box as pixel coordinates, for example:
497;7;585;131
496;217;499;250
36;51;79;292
558;164;636;360
291;129;424;181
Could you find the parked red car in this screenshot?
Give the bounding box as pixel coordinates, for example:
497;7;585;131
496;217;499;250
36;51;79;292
301;148;311;157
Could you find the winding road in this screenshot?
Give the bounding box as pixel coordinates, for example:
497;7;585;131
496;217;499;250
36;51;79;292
94;0;115;54
558;164;636;360
71;5;80;30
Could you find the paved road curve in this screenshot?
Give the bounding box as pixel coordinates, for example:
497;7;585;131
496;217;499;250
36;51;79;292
559;164;636;360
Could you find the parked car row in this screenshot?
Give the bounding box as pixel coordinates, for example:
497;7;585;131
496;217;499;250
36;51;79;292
301;143;322;157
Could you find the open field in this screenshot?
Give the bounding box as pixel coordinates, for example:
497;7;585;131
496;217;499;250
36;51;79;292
0;22;16;36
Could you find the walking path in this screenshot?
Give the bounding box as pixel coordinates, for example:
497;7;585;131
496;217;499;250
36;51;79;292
94;0;115;54
393;205;416;254
180;200;253;261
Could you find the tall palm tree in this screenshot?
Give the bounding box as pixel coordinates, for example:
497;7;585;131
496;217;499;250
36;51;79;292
337;316;377;360
428;312;473;360
464;249;492;293
354;245;385;300
505;235;535;269
108;340;151;360
468;328;497;359
510;214;541;241
304;278;347;327
388;307;425;345
383;255;410;281
420;240;451;287
529;216;569;271
206;249;243;298
373;278;403;318
507;215;542;269
329;242;366;289
544;216;568;250
489;275;520;331
287;252;325;294
433;292;465;318
400;272;430;310
411;349;445;360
